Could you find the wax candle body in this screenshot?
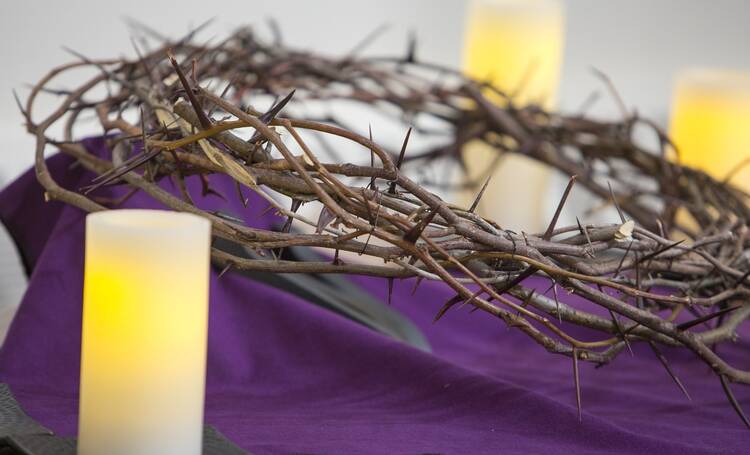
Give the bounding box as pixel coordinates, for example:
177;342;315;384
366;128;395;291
461;0;564;230
669;69;750;191
78;210;211;455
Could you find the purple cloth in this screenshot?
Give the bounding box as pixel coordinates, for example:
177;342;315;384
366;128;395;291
0;137;748;454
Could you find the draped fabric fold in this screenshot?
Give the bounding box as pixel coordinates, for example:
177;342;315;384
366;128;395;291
0;137;747;454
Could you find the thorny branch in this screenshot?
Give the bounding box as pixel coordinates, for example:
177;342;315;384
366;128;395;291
20;25;750;425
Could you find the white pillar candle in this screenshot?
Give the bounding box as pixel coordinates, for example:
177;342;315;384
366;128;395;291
78;209;211;455
669;69;750;191
461;0;565;231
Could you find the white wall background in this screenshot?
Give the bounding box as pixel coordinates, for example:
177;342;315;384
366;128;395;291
2;0;750;185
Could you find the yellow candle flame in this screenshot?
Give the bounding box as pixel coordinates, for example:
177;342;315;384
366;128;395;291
669;69;750;192
463;0;564;108
78;210;211;455
459;0;565;230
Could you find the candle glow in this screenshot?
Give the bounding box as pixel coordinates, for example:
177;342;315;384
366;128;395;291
78;210;211;455
669;69;750;191
460;0;564;230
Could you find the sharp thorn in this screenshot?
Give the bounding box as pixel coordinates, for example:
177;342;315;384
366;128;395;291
410;276;424;296
388;127;412;194
573;348;582;422
434;294;463;323
649;341;691;401
166;49;212;129
677;305;741;331
468;173;492;213
607;181;627;223
543;175;577;240
720;374;750;429
218;263;232;279
403;209;438;244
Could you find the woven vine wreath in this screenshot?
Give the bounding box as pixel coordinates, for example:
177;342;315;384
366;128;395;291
19;23;750;426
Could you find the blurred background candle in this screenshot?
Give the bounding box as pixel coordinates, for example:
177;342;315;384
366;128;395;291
669;68;750;192
78;210;211;455
460;0;564;230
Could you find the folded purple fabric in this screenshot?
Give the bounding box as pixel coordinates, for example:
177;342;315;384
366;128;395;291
0;137;748;454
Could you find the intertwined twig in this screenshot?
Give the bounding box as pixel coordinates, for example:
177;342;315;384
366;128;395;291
19;24;750;425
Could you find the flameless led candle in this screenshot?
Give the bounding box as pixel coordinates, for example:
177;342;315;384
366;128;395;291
78;210;211;455
461;0;564;230
669;69;750;192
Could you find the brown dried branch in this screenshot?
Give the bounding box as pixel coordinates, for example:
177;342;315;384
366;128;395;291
20;25;750;425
